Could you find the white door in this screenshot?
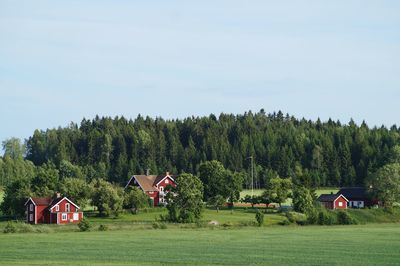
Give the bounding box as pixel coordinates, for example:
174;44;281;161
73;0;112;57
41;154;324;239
73;213;79;221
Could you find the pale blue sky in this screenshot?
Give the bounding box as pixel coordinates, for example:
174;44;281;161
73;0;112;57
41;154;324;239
1;1;399;144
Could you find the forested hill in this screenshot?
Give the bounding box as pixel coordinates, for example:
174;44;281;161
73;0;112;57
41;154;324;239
24;110;399;188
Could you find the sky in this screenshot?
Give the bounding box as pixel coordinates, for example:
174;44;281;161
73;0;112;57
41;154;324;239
1;1;399;144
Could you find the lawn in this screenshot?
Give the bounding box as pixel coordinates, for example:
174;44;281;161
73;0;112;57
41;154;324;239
1;224;400;265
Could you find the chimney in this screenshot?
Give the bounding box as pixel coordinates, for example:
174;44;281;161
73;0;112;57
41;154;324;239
166;171;170;176
146;168;150;176
54;192;61;199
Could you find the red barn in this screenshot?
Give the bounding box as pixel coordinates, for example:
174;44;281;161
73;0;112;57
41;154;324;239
318;193;349;210
25;193;83;224
125;172;176;206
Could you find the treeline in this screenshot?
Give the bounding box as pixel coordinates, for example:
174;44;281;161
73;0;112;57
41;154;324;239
2;110;399;188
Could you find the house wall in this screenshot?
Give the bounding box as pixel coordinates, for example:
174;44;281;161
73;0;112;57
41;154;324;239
36;205;48;223
334;197;348;209
51;198;82;224
50;198;78;213
146;191;159;207
26;201;36;224
156;176;176;206
320;201;334;209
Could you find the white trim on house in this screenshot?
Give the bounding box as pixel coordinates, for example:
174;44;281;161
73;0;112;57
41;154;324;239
155;175;175;187
49;197;80;211
24;197;36;206
35;206;37;224
124;175;137;189
333;194;349;209
61;213;67;221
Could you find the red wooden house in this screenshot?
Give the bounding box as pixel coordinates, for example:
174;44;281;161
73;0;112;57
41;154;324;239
125;172;176;206
318;193;349;210
25;193;83;224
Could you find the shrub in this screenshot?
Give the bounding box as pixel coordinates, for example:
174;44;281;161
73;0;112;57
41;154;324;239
318;210;336;225
255;210;264;227
3;222;17;233
286;211;307;225
337;211;358;225
78;218;92;232
98;224;108;231
279;218;291;226
222;222;233;228
17;223;35;233
152;222;167;229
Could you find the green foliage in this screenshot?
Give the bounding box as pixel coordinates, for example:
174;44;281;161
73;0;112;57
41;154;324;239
268;177;292;207
152;222;167;229
123;186;149;213
292;186;314;214
98;224;108;231
165;173;204;223
367;163;400;207
207;195;225;212
3;221;17;233
31;162;59;196
78;218;92;231
92;179;124;217
336;211;358;225
285;211;308;225
255;210;264;226
23;111;399;189
1;177;33;218
2;138;26;160
60;177;93;208
317;210;336;225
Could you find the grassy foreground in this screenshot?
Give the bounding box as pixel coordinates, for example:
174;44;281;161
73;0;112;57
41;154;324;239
1;224;400;265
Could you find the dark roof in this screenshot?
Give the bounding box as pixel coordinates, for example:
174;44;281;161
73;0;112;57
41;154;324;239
29;197;52;206
318;194;341;202
337;187;368;200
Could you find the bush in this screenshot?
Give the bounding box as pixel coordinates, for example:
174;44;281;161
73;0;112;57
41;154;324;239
279;218;291;226
17;223;35;233
98;224;108;231
337;211;358;225
286;211;307;225
152;222;167;229
255;210;264;227
3;222;17;233
78;218;92;232
318;210;336;225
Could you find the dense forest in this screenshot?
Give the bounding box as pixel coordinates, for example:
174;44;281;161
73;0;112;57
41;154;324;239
1;110;399;188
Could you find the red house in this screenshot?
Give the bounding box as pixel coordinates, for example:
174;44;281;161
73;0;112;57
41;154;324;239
125;172;176;206
318;193;349;210
25;193;83;224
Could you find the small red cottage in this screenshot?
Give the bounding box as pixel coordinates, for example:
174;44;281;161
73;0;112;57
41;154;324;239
25;193;83;224
125;172;176;206
318;193;349;210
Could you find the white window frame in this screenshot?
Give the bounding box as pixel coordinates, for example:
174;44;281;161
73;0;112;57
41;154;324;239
65;203;70;212
29;214;33;221
30;204;33;211
73;213;79;221
159;186;164;192
338;202;343;207
62;213;67;221
55;205;59;211
165;179;169;184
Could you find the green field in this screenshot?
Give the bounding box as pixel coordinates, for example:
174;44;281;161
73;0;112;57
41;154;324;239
1;224;400;265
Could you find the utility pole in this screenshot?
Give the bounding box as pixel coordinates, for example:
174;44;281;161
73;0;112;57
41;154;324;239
248;156;254;199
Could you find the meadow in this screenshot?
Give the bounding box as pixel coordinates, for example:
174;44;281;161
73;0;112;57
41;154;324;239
1;224;400;265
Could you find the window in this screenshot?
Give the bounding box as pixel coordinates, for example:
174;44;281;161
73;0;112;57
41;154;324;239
29;214;33;222
30;204;33;211
55;205;59;211
165;179;169;184
338;202;343;207
65;203;70;212
73;213;79;221
62;213;67;221
159;186;164;192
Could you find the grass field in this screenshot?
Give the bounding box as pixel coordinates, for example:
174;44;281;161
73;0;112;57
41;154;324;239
1;224;400;265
